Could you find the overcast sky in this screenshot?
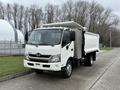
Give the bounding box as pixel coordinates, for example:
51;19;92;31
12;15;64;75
1;0;120;17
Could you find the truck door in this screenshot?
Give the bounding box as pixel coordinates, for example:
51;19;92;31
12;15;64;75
61;31;74;67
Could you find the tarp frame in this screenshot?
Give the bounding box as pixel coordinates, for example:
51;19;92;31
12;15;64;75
43;21;84;30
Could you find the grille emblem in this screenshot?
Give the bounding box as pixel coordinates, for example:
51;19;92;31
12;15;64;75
36;53;41;57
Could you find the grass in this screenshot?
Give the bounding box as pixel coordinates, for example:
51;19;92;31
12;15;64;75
100;47;112;51
0;56;29;77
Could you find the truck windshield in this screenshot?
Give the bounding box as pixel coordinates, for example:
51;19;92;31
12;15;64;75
27;29;62;45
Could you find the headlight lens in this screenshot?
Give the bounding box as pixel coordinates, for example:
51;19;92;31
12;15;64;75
49;54;61;63
24;53;29;60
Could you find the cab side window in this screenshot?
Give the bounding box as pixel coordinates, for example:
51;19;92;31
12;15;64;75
62;31;71;47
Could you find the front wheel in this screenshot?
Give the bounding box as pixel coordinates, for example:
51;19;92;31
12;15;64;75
62;60;72;78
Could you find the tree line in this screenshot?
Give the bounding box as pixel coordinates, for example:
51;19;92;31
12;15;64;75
0;0;120;46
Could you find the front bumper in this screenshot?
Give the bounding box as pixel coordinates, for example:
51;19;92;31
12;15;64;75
24;60;61;71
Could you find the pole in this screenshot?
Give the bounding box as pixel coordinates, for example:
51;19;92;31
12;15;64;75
110;30;112;48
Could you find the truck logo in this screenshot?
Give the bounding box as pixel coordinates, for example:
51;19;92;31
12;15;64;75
36;53;41;57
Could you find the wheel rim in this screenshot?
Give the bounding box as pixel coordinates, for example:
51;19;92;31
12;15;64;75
66;63;72;76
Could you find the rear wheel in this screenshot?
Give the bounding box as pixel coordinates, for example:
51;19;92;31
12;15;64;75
74;60;80;67
34;69;43;74
62;60;72;78
84;54;93;66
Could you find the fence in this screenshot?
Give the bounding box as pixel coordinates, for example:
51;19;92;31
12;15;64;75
0;41;25;56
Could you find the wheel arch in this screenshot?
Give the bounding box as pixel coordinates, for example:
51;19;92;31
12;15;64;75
61;57;74;71
68;57;74;66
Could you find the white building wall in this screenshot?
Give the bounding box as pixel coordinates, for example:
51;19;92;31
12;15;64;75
0;19;15;41
0;19;25;44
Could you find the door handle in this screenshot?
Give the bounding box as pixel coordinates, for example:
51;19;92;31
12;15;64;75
71;49;73;51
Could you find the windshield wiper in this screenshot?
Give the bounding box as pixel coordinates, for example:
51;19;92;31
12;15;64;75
38;43;50;45
27;42;38;46
38;42;55;46
28;42;55;46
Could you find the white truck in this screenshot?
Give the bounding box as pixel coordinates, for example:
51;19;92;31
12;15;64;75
24;21;99;78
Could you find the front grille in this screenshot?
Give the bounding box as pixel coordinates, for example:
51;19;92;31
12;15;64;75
29;58;49;63
29;54;51;58
28;54;51;63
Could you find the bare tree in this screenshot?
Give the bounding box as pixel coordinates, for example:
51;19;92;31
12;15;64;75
23;7;29;42
0;2;5;19
45;3;54;23
27;5;43;32
34;7;43;28
6;3;12;21
61;0;74;21
88;1;104;32
28;5;36;31
18;5;24;30
54;5;61;22
12;3;19;29
73;1;89;26
111;28;120;47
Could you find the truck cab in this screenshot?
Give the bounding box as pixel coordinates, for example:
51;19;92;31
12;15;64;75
24;27;75;77
24;21;99;78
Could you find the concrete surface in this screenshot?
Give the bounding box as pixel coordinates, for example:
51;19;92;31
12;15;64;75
0;48;120;90
0;71;33;82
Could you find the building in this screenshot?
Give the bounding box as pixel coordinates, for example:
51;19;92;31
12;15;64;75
0;19;24;44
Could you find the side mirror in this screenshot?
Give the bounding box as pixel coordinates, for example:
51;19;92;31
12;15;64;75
70;31;75;41
25;32;28;42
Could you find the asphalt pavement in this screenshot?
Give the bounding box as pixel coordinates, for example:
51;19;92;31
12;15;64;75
0;48;120;90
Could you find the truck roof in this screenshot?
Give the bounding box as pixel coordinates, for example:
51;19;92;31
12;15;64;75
43;21;84;30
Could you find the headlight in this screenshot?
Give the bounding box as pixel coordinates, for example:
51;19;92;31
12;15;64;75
24;53;29;60
49;54;61;63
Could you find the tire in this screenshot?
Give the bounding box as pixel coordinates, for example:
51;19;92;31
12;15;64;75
62;60;73;78
74;60;81;67
34;69;43;74
84;54;93;66
93;52;96;61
